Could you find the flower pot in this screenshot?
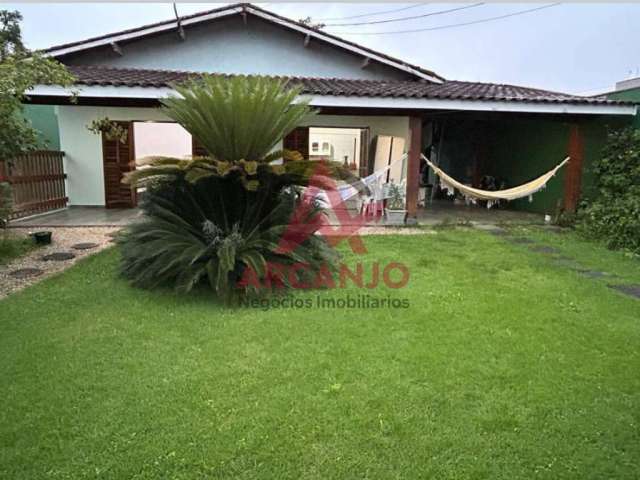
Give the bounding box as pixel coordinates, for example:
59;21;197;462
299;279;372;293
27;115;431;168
32;231;52;245
385;208;407;225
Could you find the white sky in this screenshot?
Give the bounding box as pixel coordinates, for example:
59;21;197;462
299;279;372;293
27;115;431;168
6;2;640;95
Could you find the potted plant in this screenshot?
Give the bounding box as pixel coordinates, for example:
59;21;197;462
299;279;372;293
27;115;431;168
385;182;407;225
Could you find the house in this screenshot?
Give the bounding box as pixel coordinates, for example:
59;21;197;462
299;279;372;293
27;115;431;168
25;3;637;221
604;76;640;128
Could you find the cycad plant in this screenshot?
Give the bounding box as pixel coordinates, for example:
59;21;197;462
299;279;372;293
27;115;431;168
118;75;354;301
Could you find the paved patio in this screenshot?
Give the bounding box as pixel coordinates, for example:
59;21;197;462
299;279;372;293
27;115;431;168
416;200;543;226
8;201;543;229
9;207;141;228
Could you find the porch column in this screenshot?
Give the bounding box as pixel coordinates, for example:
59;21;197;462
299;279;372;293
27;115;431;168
406;116;422;223
563;124;584;212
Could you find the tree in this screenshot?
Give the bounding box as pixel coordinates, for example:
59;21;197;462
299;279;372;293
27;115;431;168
0;9;74;162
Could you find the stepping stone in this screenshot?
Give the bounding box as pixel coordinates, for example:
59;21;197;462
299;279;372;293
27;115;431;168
72;242;99;250
506;237;535;244
9;268;44;279
608;284;640;299
529;245;560;254
42;252;76;261
576;269;611;279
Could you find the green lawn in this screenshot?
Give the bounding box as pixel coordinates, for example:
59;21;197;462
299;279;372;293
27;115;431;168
1;229;639;479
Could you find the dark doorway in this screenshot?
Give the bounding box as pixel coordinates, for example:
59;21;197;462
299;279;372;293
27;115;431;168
102;121;137;208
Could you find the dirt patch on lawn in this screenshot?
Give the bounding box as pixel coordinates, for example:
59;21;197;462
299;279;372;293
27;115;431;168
0;227;118;300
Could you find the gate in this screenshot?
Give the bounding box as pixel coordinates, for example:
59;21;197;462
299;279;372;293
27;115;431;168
0;150;68;220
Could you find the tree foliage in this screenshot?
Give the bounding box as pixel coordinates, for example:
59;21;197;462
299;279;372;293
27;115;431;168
578;126;640;254
0;9;74;160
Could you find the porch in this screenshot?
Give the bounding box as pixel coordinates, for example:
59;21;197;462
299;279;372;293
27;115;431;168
9;206;141;228
9;201;541;229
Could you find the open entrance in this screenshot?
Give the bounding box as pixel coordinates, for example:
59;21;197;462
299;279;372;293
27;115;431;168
284;126;370;176
102;121;192;208
420;113;577;216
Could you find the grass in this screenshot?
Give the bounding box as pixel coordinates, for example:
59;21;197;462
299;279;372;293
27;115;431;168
0;232;36;264
0;229;639;479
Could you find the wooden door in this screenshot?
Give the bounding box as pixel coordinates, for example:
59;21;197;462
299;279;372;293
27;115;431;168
192;136;208;157
102;122;137;208
358;128;370;177
283;127;309;160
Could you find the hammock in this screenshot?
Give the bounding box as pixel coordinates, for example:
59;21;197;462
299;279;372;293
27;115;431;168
423;154;570;208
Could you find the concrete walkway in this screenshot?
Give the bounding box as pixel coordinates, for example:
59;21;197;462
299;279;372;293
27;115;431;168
9;207;141;227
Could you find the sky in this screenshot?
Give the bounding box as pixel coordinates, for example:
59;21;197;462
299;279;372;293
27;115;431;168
6;2;640;95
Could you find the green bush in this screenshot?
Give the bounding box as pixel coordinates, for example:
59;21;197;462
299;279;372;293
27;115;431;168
0;234;34;264
0;181;13;227
578;127;640;254
118;76;354;301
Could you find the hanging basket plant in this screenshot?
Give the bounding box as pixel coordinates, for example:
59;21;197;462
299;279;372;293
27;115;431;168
87;117;128;144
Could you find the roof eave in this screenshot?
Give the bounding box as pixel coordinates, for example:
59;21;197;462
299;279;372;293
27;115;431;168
41;3;444;84
27;84;637;116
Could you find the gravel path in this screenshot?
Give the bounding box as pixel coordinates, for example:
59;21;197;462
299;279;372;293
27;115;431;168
0;227;118;300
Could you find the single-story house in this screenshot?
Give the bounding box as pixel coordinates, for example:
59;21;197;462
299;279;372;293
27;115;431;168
24;2;638;221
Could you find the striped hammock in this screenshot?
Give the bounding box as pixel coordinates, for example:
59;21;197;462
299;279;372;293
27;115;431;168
423;154;570;208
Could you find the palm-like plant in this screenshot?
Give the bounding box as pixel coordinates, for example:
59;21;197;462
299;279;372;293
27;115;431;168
125;75;355;191
119;75;354;301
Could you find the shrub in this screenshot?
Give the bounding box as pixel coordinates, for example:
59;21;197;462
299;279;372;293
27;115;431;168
0;181;12;228
118;76;355;301
577;127;640;254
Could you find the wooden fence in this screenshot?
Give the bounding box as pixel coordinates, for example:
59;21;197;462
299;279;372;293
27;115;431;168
0;150;68;220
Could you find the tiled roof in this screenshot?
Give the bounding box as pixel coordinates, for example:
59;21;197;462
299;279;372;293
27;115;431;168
65;65;633;106
42;3;443;83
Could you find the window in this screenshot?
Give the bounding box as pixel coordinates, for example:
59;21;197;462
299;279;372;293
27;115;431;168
311;142;319;152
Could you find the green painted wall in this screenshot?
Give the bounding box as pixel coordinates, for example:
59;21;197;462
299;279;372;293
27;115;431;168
22;105;61;150
434;114;631;215
607;87;640;128
488;118;570;214
490;116;631;214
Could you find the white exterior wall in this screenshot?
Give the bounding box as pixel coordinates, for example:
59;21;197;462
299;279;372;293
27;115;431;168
57;105;409;206
57;105;172;206
133;122;192;159
63;17;410;81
